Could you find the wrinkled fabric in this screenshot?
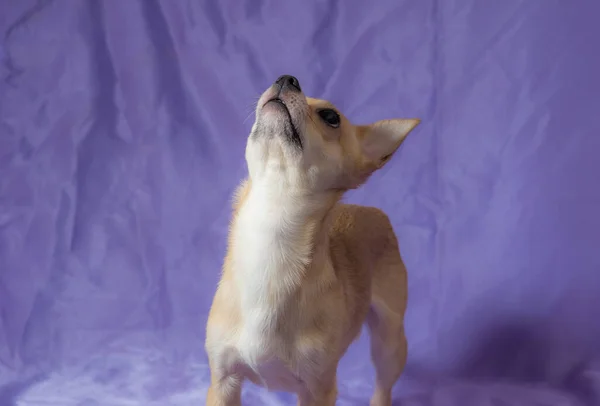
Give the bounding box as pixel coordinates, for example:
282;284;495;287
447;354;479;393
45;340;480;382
1;0;600;405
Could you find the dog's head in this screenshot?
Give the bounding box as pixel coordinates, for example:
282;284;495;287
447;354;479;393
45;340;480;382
247;75;420;193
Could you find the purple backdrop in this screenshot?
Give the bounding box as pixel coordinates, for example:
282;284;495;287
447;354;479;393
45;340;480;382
1;1;600;405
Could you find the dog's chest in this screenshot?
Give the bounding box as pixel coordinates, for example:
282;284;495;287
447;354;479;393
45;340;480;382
235;303;304;391
230;191;312;388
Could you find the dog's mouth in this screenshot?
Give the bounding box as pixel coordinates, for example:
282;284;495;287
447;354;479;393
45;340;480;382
264;98;303;148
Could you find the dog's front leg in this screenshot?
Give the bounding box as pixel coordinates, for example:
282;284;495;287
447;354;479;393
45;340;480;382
206;373;242;406
297;373;337;406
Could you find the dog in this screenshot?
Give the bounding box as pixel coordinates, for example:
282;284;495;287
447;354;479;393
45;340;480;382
205;75;420;406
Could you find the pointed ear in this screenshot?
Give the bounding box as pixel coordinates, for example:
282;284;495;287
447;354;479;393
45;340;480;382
359;118;420;167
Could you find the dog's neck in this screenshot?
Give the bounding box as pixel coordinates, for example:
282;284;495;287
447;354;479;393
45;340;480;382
231;174;341;299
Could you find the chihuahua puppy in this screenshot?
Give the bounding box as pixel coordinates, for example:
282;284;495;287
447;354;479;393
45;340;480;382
205;75;419;406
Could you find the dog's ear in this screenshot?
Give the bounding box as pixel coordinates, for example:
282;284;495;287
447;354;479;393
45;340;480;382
358;118;420;168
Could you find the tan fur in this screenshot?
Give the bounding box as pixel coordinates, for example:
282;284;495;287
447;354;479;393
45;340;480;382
205;76;420;406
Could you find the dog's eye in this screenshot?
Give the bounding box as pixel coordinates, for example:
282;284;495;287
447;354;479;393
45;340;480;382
317;109;340;128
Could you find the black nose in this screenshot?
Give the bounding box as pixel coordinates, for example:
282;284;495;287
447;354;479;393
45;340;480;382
275;75;301;92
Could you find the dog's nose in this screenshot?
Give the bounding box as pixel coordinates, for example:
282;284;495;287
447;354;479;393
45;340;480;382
275;75;301;92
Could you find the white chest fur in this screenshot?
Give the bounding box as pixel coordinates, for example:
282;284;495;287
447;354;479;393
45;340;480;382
230;183;317;386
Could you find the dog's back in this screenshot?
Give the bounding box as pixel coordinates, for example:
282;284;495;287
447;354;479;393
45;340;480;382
330;203;402;273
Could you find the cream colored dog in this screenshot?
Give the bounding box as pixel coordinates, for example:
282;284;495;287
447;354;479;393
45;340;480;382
205;75;420;406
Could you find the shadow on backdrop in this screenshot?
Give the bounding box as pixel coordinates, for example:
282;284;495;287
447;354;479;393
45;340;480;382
458;321;598;405
0;374;46;406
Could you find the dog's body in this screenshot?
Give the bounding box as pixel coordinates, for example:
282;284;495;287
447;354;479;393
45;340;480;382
205;75;419;406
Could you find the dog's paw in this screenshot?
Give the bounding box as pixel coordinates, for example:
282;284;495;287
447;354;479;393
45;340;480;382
369;393;392;406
